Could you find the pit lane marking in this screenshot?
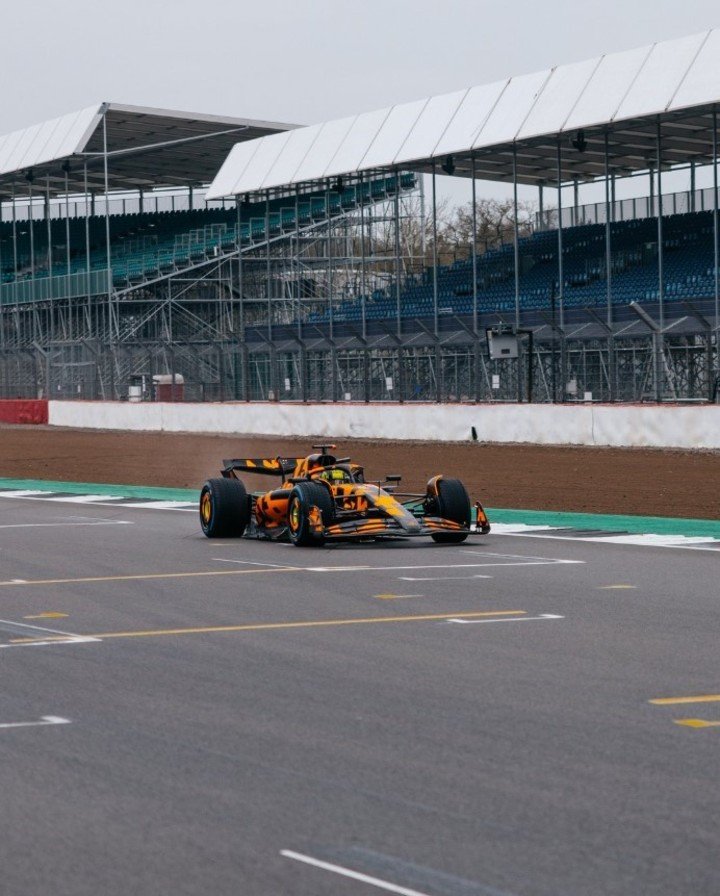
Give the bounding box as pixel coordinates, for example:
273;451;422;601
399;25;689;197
10;610;526;644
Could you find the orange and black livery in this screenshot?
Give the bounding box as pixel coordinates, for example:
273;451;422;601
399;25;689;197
199;444;490;546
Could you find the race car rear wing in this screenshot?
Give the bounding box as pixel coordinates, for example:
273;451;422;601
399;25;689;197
222;457;301;480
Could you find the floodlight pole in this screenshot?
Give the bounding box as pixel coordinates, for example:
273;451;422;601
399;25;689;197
431;162;439;339
471;155;478;335
471;154;481;402
236;196;246;401
11;186;18;307
64;165;71;277
604;131;615;401
556;138;565;402
713;107;719;379
102;106;115;348
656;121;664;334
512;145;520;332
393;170;404;400
45;176;52;287
265;194;272;344
83;162;91;338
359;171;367;343
326;182;337;402
27;177;35;288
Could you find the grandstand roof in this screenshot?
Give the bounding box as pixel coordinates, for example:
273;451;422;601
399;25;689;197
0;103;295;199
207;29;720;198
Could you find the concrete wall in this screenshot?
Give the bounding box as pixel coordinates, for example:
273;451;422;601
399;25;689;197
47;401;720;450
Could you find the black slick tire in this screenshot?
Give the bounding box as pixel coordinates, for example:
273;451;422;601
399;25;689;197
200;477;249;538
430;477;471;544
287;481;334;547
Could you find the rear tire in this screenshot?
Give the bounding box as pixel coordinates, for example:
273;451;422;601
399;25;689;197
287;481;334;547
429;477;471;544
200;478;249;538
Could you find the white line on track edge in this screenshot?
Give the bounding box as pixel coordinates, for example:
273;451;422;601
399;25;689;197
281;850;433;896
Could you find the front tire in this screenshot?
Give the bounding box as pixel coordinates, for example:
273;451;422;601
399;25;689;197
287;481;334;547
200;478;249;538
429;477;471;544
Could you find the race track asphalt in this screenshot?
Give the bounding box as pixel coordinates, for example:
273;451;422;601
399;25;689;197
0;494;718;896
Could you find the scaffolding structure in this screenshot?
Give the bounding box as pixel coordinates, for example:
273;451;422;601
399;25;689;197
3;32;720;405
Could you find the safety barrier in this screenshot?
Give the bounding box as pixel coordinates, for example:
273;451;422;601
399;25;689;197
47;401;720;450
0;400;49;425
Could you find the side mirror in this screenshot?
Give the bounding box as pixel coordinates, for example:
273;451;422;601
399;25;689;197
385;475;402;483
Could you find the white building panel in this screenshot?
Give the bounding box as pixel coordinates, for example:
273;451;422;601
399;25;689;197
296;116;356;183
669;29;719;112
474;69;553;148
564;45;651;132
233;131;292;195
394;90;467;163
518;57;601;140
261;124;323;189
359;99;428;171
323;107;392;178
433;79;509;157
615;32;707;122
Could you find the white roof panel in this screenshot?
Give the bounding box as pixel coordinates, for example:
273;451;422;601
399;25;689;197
518;57;601;140
360;99;429;170
323;107;392;178
261;124;323;190
474;68;553;148
233;130;293;195
0;129;26;175
207;28;720;195
6;124;42;174
296;116;356;182
564;44;651;131
21;117;64;172
670;28;720;112
205;140;260;200
433;79;509;157
394;90;467;164
615;32;708;122
0;105;101;177
52;106;100;158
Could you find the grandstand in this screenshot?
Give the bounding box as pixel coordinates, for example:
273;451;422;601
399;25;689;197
1;31;720;404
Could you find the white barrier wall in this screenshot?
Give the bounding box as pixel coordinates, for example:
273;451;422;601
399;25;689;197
48;401;720;450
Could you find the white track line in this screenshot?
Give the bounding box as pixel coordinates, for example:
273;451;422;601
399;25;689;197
281;850;432;896
0;520;132;530
0;716;70;730
0;617;101;649
445;613;564;625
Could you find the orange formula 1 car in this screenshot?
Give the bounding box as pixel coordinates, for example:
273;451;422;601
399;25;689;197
200;444;490;546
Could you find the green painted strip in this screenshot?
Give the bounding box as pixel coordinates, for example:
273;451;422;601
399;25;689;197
0;478;196;502
0;478;716;539
486;507;720;540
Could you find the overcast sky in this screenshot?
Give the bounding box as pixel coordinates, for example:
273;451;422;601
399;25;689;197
3;0;720;203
